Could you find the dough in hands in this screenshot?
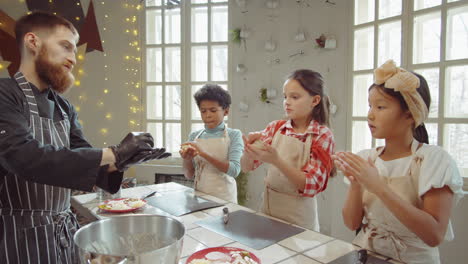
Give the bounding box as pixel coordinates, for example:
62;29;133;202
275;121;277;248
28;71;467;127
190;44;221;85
250;140;267;151
180;144;198;155
180;144;191;152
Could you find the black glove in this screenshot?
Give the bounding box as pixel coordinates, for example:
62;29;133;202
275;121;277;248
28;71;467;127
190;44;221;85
110;132;154;171
120;147;172;171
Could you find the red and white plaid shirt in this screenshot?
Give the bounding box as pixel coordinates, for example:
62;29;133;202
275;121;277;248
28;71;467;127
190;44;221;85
253;119;335;197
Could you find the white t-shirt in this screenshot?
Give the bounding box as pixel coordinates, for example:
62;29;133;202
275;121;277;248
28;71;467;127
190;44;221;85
354;143;464;241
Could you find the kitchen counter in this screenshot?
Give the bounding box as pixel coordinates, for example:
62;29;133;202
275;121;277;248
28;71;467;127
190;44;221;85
71;182;399;264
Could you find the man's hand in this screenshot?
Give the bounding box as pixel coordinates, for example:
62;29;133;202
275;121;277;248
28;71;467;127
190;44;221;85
120;147;172;171
109;132;154;171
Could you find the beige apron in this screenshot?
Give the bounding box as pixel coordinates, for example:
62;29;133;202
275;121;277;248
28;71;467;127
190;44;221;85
193;125;238;203
261;130;320;231
354;140;440;264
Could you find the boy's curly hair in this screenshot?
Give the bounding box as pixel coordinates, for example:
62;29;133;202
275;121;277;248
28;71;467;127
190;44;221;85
194;84;231;109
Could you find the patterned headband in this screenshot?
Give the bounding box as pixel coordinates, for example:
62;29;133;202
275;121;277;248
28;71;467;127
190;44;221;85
374;60;429;127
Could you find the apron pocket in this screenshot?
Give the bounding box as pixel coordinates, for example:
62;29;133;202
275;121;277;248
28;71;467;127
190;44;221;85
21;223;57;263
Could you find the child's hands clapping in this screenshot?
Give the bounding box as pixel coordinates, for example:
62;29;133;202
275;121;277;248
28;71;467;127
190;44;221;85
333;152;385;194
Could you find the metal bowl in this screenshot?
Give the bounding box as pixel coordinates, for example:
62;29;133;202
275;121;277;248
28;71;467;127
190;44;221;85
74;215;185;264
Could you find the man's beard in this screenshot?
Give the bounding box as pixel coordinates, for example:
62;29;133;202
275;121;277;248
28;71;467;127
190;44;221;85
35;46;75;94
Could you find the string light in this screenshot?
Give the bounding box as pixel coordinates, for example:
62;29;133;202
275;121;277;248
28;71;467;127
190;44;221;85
100;128;108;135
74;0;143;144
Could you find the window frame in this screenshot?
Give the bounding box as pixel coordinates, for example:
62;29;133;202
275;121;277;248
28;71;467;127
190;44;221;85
347;0;468;189
143;0;229;165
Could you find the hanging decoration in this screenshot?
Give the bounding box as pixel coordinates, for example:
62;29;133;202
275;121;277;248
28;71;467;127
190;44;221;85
294;0;307;43
0;0;104;77
265;0;279;9
315;34;336;49
231;25;249;51
264;37;276;52
0;10;20;76
77;0;103;52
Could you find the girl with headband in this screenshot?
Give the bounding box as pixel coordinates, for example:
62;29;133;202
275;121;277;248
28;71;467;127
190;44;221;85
333;60;464;263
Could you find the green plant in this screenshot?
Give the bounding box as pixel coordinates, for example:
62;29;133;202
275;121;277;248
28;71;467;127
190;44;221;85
259;88;271;103
236;171;249;205
230;28;242;45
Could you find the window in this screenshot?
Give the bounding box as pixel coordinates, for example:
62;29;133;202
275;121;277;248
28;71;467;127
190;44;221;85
144;0;229;158
349;0;468;187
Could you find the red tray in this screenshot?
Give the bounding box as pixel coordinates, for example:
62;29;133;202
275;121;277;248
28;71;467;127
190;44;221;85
186;246;261;264
98;198;147;213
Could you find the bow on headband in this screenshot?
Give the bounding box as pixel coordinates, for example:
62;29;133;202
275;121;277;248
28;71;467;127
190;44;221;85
374;60;429;127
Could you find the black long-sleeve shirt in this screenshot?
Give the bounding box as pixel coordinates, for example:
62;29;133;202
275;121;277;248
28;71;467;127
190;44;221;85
0;77;121;193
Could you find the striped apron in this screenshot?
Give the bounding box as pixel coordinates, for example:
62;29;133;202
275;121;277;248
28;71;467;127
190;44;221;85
0;72;79;264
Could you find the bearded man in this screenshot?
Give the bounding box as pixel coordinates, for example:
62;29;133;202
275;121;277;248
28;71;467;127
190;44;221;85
0;11;170;263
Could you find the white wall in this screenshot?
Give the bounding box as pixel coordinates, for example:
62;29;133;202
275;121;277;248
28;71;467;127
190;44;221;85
228;0;350;237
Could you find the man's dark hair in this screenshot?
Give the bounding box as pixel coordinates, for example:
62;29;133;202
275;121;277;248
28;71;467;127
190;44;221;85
194;84;231;109
15;11;78;53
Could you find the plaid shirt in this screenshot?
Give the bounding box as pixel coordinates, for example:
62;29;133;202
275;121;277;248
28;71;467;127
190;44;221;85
253;119;335;197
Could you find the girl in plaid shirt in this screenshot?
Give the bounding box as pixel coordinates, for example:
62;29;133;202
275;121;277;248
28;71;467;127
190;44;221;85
241;69;335;231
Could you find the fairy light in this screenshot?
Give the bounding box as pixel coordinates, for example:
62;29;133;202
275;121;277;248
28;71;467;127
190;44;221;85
119;1;143;131
76;0;143;143
100;128;108;135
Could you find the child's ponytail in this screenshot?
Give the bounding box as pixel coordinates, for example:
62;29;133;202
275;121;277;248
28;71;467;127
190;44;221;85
312;95;331;127
414;123;429;144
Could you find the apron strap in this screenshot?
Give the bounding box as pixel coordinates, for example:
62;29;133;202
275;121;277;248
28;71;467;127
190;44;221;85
408;141;424;197
14;72;40;117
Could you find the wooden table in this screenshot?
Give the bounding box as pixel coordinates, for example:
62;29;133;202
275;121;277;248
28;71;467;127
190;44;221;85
72;182;399;264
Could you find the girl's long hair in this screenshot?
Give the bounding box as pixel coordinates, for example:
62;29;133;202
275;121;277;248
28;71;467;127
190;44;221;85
286;70;331;127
